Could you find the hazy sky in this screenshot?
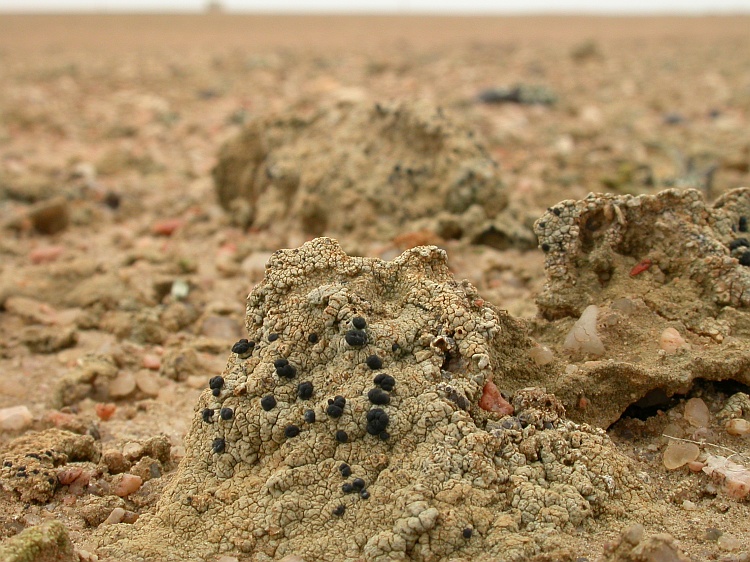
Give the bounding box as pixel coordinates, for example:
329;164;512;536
1;0;750;12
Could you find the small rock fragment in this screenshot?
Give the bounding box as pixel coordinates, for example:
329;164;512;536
563;305;604;356
529;345;555;366
113;474;143;497
28;196;70;234
108;371;137;398
725;418;750;435
0;406;33;431
95;402;117;421
684;397;710;428
663;440;700;470
660;327;688;354
134;369;162;397
717;532;742;551
0;520;76;562
478;380;513;415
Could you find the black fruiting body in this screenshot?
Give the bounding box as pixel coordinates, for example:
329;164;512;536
268;333;279;342
360;489;370;499
740;216;748;232
304;409;316;423
366;355;383;370
275;358;296;378
740;251;750;266
297;381;314;400
231;339;254;357
345;330;367;347
332;505;345;516
342;482;354;493
352;478;365;490
209;376;224;390
368;388;390;405
212;438;225;454
729;238;749;250
308;333;318;343
326;404;343;418
463;528;473;539
338;463;351;477
260;395;277;411
373;373;396;392
335;430;349;443
366;408;389;435
220;407;233;420
284;425;300;438
201;408;214;423
352;316;367;329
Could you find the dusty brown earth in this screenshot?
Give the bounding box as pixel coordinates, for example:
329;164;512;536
1;13;750;562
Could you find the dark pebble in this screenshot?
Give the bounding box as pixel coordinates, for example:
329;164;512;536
297;381;314;400
209;375;224;390
333;505;346;516
220;407;233;420
201;408;214;423
740;251;750;266
463;527;473;539
212;438;225;454
268;333;279;342
368;388;391;405
335;430;349;443
359;489;370;499
326;404;344;418
338;463;351;477
366;355;383;370
345;329;368;347
284;425;300;438
308;333;319;343
304;409;316;423
260;395;277;411
352;316;367;330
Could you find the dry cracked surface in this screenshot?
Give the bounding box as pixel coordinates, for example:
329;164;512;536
96;238;652;562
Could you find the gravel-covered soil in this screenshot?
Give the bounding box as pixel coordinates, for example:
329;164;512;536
0;13;749;562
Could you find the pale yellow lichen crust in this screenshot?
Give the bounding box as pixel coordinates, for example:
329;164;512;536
97;238;650;562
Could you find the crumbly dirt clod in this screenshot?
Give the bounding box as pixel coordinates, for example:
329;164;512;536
97;237;652;561
0;520;77;562
531;188;750;427
212;101;531;251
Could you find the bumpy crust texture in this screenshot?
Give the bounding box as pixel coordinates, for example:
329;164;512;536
98;238;650;561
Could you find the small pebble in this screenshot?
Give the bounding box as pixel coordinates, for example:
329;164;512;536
261;395;277;411
663;440;700;469
335;430;348;443
726;418;750;435
718;532;742;551
684;397;710;427
95;403;116;421
285;425;300;438
104;507;127;524
0;406;34;431
303;409;316;423
352;316;367;329
151;218;183;236
113;474;143;497
220;408;233;420
297;381;314;400
366;355;383;370
134;370;161;397
142;354;161;370
682;500;697;511
108;371;136;398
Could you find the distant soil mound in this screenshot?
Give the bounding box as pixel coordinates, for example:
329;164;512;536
212;101;531;251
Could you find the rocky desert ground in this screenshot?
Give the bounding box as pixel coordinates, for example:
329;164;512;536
1;13;750;562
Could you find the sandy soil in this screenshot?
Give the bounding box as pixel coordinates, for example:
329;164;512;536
0;13;749;562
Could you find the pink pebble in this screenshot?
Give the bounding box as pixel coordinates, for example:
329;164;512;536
29;245;64;264
114;474;143;497
152;218;184;236
142;354;161;370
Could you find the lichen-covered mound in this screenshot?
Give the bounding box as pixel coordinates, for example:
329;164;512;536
99;238;650;562
212;101;523;250
531;188;750;427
